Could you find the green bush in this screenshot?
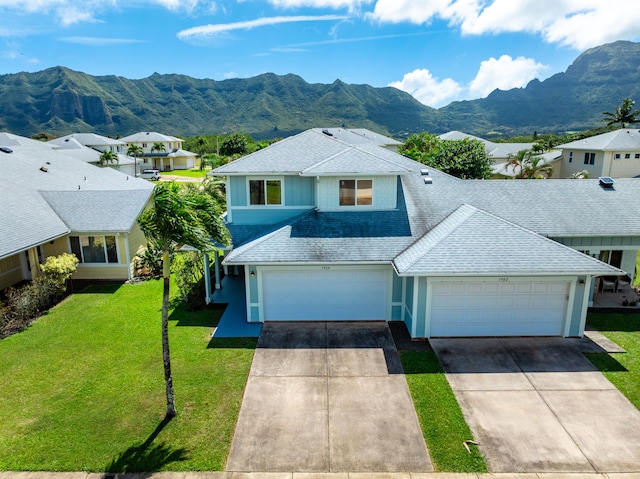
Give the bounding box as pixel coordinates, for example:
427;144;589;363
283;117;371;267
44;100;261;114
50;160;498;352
172;251;205;302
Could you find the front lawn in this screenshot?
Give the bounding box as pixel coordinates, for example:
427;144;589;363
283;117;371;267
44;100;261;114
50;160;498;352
586;312;640;409
0;280;256;472
161;169;208;178
401;351;487;473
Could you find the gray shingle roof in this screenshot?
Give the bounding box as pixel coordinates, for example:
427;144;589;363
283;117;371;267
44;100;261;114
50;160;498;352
120;132;183;143
0;133;153;259
557;129;640;151
393;204;622;276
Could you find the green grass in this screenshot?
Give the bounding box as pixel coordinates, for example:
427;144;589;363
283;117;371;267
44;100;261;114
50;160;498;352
585;312;640;409
160;169;208;178
0;280;256;472
401;350;487;473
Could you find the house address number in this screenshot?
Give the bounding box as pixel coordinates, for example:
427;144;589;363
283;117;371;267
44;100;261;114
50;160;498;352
321;266;331;270
498;277;509;282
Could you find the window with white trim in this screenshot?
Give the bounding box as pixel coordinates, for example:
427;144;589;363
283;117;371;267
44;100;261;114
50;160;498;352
249;179;282;205
584;152;595;165
70;235;118;264
339;179;373;206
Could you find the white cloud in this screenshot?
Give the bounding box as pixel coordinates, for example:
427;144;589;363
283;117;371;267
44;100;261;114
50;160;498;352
367;0;640;50
388;68;463;108
177;15;349;41
268;0;372;11
468;55;548;97
56;6;100;26
392;55;548;107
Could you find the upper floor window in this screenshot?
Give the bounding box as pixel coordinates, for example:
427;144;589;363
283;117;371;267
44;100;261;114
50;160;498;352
615;153;621;159
584;152;595;165
339;179;373;206
70;235;118;264
568;151;573;163
625;153;631;159
249;179;282;205
636;154;640;159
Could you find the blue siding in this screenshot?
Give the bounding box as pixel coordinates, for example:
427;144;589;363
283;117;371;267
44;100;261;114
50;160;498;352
232;208;314;225
415;278;427;338
553;236;640;248
392;272;403;302
229;176;247;207
404;277;414;336
285;176;315;206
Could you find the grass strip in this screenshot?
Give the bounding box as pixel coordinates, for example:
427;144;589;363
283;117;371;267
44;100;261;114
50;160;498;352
401;350;487;473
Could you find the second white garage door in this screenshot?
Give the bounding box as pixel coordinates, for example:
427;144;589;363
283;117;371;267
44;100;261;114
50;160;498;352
262;268;388;321
429;280;569;337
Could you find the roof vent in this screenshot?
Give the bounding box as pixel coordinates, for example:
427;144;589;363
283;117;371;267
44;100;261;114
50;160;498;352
421;169;429;176
322;129;333;137
0;147;13;154
40;166;48;172
423;177;433;185
599;176;615;188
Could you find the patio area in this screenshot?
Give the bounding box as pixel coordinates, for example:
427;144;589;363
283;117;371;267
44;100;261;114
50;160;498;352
210;274;263;338
592;290;639;309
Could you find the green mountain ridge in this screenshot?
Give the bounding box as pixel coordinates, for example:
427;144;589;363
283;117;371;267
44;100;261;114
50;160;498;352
0;40;639;139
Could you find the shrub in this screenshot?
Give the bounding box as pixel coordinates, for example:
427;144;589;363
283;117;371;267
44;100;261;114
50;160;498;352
172;251;205;302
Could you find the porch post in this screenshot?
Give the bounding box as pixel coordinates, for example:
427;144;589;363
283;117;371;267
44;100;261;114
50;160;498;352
214;250;221;290
203;253;211;305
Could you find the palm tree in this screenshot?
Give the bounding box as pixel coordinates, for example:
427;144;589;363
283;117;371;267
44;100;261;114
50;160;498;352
137;182;229;417
602;98;640;128
151;142;166;170
98;150;118;167
504;149;553;179
195;136;209;171
127;144;144;177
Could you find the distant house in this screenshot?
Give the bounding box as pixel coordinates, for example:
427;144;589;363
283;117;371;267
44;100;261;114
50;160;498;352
48;134;136;176
207;128;639;339
557;129;640;178
120;132;197;171
439;131;562;178
0;133;153;290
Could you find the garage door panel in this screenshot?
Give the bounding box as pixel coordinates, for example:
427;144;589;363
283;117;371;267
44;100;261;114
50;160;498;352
430;280;569;337
262;269;388;321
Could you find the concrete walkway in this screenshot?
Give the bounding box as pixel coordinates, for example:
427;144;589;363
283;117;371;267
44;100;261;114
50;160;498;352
431;337;640;474
2;473;640;478
225;321;432;473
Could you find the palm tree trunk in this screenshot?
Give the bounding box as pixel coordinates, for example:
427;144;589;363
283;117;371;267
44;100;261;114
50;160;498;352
162;250;177;417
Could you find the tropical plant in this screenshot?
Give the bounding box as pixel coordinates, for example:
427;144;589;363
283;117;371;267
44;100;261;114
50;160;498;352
137;182;229;417
504;149;553;179
602;98;640;128
401;133;492;179
127;144;144;177
98;150;118;167
569;170;590;179
219;133;249;157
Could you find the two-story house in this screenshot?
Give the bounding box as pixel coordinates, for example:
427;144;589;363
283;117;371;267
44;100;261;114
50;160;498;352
120;132;197;171
557;128;640;178
210;128;640;339
48;134;136;176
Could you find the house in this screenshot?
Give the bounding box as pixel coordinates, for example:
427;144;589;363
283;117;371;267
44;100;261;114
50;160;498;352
439;131;562;178
0;133;153;290
557;128;640;178
48;134;136;177
120;132;197;171
209;128;639;339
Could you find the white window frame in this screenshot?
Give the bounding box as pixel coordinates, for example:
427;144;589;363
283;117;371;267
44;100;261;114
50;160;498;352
246;177;284;206
338;178;374;207
70;235;119;264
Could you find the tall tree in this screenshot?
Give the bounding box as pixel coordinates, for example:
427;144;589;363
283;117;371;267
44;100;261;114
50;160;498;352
602;98;640;128
127;144;144;177
401;133;492;179
98;150;118;167
151;142;166;170
137;182;229;417
504;149;553;179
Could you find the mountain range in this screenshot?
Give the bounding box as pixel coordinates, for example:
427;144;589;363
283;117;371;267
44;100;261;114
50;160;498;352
0;40;638;140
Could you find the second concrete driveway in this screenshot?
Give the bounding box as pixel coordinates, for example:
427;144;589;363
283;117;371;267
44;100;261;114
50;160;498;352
431;337;640;473
226;321;433;473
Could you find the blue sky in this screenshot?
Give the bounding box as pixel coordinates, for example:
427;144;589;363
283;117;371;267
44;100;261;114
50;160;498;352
1;0;639;108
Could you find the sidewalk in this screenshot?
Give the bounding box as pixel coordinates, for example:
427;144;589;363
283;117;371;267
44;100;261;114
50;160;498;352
2;472;640;478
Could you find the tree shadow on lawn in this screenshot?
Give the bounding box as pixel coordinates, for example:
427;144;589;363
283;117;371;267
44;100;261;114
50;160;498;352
104;416;188;474
588;313;640;332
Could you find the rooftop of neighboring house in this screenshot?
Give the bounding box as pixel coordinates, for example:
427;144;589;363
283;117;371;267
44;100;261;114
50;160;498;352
557;128;640;151
51;133;125;148
120;132;183;143
439;131;535;160
0;132;153;259
48;137;135;166
315;128;402;147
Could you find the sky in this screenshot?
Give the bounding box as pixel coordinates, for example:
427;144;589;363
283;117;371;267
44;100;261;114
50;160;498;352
1;0;639;108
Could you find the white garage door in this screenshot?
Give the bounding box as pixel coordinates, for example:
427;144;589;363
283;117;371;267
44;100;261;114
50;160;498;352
262;269;388;321
430;280;569;337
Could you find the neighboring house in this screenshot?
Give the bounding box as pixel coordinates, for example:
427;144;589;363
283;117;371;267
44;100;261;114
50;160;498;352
0;132;153;290
48;134;136;177
209;128;639;339
557;128;640;178
321;128;403;152
439;131;562;178
120;132;196;171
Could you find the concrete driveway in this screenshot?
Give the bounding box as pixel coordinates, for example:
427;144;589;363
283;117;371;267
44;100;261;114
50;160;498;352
226;321;433;473
431;337;640;473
